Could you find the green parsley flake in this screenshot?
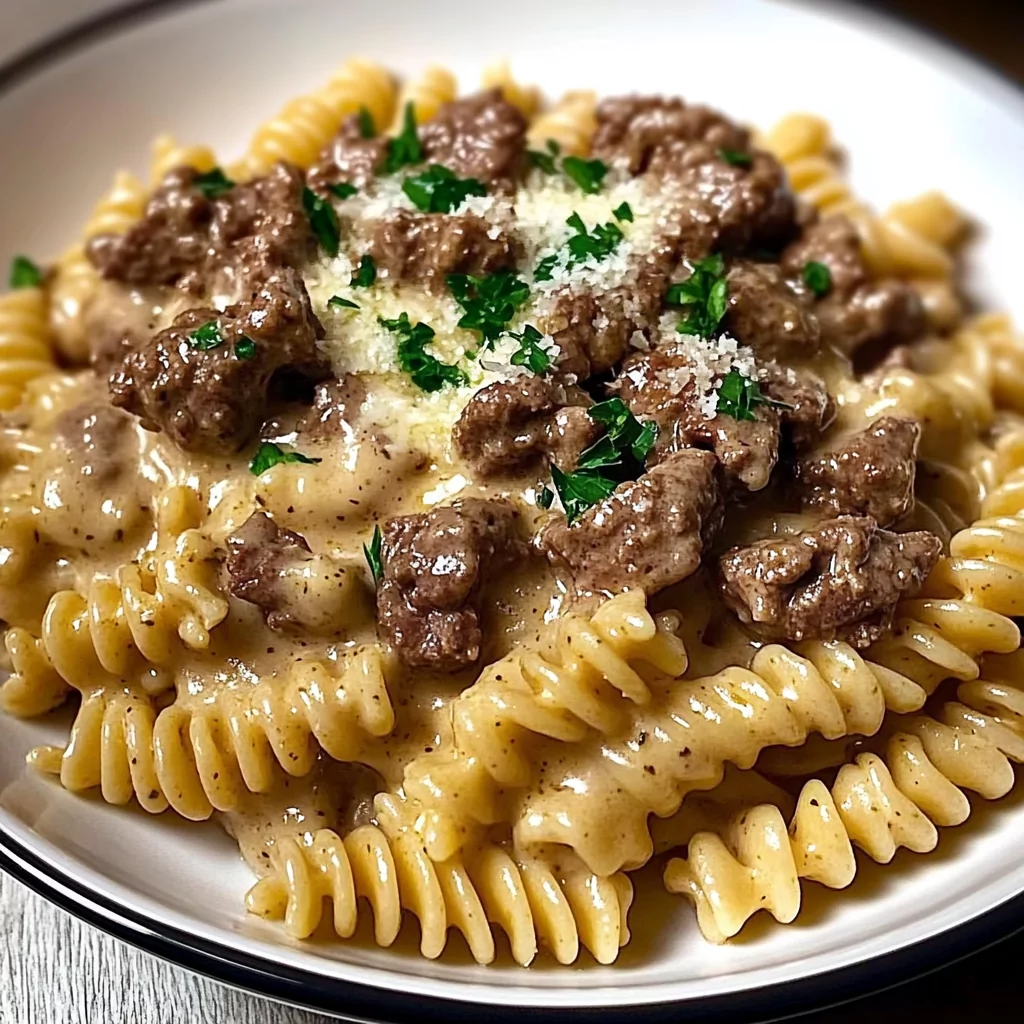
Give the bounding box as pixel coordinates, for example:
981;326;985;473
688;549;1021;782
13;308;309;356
188;321;223;350
509;325;552;375
363;524;384;585
383;102;422;173
613;201;634;223
328;182;358;200
8;255;42;289
667;254;729;339
192;167;235;199
550;464;620;524
249;442;322;476
358;106;376;138
447;269;529;345
535;212;625;281
718;148;753;167
536;485;554;510
302;186;340;257
562;155;608;194
715;369;792;422
527;139;561;174
234;336;257;360
328;295;360;310
802;260;832;297
403;165;486;214
379;312;467;392
351;254;377;288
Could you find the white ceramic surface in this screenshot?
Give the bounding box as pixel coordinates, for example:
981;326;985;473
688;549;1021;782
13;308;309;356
1;0;1023;1013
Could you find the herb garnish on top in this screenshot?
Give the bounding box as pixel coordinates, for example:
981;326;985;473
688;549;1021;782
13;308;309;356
379;312;468;392
447;269;530;345
403;165;486;214
667;254;729;338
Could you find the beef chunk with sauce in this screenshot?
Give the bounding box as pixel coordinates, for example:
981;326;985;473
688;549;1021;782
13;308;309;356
54;400;138;483
417;89;528;192
724;259;821;361
539;449;723;596
718;515;941;648
760;363;836;451
109;266;326;454
297;375;367;441
452;376;598;477
795;416;920;526
377;498;525;671
88;163;312;292
307;113;389;192
369;209;517;292
780;216;925;354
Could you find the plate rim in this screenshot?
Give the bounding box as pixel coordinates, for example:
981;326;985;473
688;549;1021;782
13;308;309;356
2;0;1024;1019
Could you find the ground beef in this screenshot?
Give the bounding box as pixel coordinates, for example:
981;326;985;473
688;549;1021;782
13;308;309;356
452;377;597;477
795;416;920;526
724;259;821;361
88;164;312;293
54;400;136;483
591;96;748;175
539;449;722;596
617;343;781;492
761;364;836;451
369;209;517;292
307;113;388;192
109;266;326;454
780;215;925;354
377;498;525;671
417;89;528;192
718;515;941;647
297;375;367;441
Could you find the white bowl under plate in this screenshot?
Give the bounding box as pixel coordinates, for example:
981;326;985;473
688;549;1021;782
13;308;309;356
1;1;1023;1020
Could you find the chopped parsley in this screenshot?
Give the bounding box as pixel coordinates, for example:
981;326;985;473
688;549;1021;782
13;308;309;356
667;254;729;339
509;325;552;374
403;165;486;214
447;269;529;345
527;139;561;174
302;186;340;257
351;254;377;288
188;321;223;350
715;370;792;422
383;102;422;173
8;255;42;289
718;148;752;167
363;524;384;586
548;398;659;523
562;155;608;194
380;312;467;392
328;182;358;200
358;106;376;138
249;442;322;475
234;336;257;360
536;485;555;510
192;167;235;199
535;212;624;281
802;260;832;297
613;201;634;223
328;295;359;310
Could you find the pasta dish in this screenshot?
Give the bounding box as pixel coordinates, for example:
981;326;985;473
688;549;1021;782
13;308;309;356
1;58;1022;967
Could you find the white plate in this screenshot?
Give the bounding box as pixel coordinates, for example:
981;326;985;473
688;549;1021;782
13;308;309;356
1;1;1023;1020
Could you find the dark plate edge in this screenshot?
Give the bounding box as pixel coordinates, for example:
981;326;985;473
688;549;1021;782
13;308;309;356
1;0;1024;1020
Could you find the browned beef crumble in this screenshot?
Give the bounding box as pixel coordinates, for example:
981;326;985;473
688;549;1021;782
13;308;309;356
417;89;528;192
307;113;389;192
224;512;319;633
369;209;517;292
296;375;368;442
795;416;921;526
718;515;941;647
453;376;598;477
539;449;723;596
88;163;312;293
54;401;137;483
760;364;836;452
780;215;925;354
377;498;526;671
109;266;327;454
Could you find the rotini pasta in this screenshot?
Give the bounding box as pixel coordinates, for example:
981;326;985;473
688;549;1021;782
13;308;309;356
392;67;458;128
526;90;597;155
0;285;55;411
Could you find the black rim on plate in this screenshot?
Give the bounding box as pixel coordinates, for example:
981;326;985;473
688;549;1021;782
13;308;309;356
1;1;1023;1020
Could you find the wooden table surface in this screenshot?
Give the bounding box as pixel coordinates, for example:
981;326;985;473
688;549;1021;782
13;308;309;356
2;2;1024;1022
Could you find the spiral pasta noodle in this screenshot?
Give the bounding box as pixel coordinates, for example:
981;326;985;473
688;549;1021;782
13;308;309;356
231;57;395;178
526;90;597;156
0;285;55;411
48;169;147;364
245;793;631;965
148;133;217;184
391;66;457;128
481;60;540;118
